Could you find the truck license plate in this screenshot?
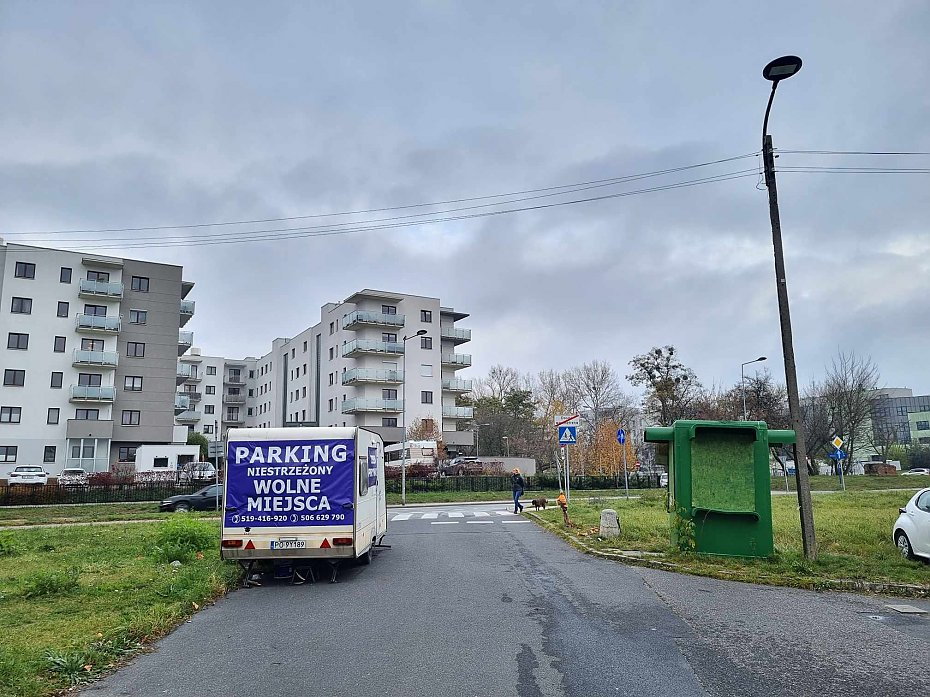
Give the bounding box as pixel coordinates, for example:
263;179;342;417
270;540;307;550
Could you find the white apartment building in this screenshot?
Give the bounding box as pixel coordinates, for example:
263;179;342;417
0;241;195;474
187;290;474;450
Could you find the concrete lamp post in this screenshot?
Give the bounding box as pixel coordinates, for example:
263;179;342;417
400;329;428;506
740;356;767;420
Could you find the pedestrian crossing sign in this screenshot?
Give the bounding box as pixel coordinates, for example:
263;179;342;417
558;425;577;444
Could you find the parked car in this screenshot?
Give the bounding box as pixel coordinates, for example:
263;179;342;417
7;466;48;486
901;468;930;476
177;462;217;484
892;487;930;561
160;484;223;512
659;472;669;487
57;468;89;487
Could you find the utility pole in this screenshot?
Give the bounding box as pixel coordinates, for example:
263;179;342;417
761;55;816;558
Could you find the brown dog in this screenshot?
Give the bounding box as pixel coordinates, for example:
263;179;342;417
531;497;547;511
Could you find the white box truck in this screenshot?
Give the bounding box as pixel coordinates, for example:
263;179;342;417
221;427;387;566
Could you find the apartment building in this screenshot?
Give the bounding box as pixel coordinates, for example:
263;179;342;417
0;241;195;474
189;289;474;449
870;388;930;446
177;349;256;444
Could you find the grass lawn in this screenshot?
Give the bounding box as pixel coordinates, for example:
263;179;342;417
771;473;930;492
0;519;237;696
0;504;218;527
533;489;930;590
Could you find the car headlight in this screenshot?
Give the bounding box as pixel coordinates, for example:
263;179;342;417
160;500;172;505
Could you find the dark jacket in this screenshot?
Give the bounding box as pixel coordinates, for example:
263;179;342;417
511;473;525;492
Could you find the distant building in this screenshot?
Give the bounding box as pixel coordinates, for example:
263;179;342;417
870;388;930;447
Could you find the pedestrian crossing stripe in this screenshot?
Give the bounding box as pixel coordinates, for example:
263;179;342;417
390;510;523;522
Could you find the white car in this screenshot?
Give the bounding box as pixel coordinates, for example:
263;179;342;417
8;466;49;486
178;462;217;483
892;487;930;561
57;468;89;486
901;468;930;476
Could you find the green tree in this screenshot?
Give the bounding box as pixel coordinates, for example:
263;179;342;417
188;431;209;461
627;346;700;426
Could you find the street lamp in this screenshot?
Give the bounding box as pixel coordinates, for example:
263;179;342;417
400;329;428;506
474;422;491;458
761;55;817;559
740;356;767;420
502;435;510;457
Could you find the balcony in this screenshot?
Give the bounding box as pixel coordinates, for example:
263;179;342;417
441;352;472;369
75;314;121;333
180;299;195;327
73;349;118;368
175;394;191;412
69;385;116;403
223;413;245;424
65;457;109;472
78;279;123;299
180;390;202;402
224;374;246;386
342;398;404;414
442;406;474;419
176;410;202;424
178;331;193;356
176;363;199;385
342;339;404;358
442;378;473;393
224;393;246;404
343;310;405;330
342;368;404;386
440;326;472;345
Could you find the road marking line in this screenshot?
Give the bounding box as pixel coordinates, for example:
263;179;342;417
391;514;412;521
502;519;531;524
422;513;439;519
448;512;465;518
472;511;491;517
466;520;495;524
431;521;459;525
495;511;515;516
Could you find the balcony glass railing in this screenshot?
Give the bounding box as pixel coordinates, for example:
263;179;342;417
442;406;474;419
79;279;124;297
224;374;245;385
342;398;404;413
76;314;121;332
180;299;195;315
224;393;246;404
175;394;191;410
177;363;194;379
70;385;116;401
223;413;245;423
178;330;194;345
442;378;473;392
440;327;472;342
343;310;405;329
176;410;202;423
73;349;119;367
441;353;472;367
66;457;109;472
342;368;404;385
342;339;404;357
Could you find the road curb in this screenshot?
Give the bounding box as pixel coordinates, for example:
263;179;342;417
524;512;930;599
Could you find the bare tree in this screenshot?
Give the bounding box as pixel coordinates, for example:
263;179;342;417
627;346;701;425
867;396;899;463
476;365;520;401
823;352;880;472
801;380;831;471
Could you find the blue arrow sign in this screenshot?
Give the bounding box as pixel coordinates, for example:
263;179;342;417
558;425;577;445
616;428;626;445
828;449;847;460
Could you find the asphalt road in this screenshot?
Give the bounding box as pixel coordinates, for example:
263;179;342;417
83;502;930;697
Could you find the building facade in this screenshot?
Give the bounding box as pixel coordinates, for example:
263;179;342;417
0;241;195;474
870;388;930;447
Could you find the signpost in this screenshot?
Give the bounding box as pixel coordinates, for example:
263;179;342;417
828;444;847;491
617;428;629;498
555;414;579;502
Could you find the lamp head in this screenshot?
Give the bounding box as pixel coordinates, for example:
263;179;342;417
763;55;802;82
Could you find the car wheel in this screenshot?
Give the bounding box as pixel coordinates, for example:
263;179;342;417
174;502;192;513
358;546;373;566
896;531;915;560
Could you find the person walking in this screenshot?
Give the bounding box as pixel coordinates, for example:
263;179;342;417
511;468;525;513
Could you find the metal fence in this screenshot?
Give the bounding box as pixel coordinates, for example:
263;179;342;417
0;482;205;507
383;473;662;494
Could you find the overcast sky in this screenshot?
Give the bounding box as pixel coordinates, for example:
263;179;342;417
2;1;928;396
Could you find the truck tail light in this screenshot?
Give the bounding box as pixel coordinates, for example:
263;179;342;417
222;539;243;548
332;537;353;546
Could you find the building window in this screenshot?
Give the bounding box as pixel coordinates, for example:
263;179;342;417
329;347;335;360
75;409;99;420
302;386;307;398
126;342;145;358
57;301;69;318
53;336;66;352
421;391;433;404
382;332;397;343
207;366;217;375
329;373;335;386
247;408;253;416
303;341;308;352
226;408;239;421
87;270;109;282
11;297;32;314
118;446;137;462
47;408;60;424
83;304;106;317
420;364;433;377
421;336;432;350
204;425;214;435
249;370;254;379
60;267;72;283
0;446;17;463
920;437;930;445
130;276;149;292
122;410;141;426
14;262;35;279
205;405;214;414
124;376;143;391
77;373;102;387
248;389;254;397
917;421;930;431
44;446;57;463
129;309;147;324
3;370;25;387
383;389;398;400
50;372;63;388
81;338;103;351
291;348;295;358
206;386;215;395
421;310;432;323
0;407;22;423
7;333;28;350
382;417;398;427
328;398;335;412
382;305;397;315
329;322;335;335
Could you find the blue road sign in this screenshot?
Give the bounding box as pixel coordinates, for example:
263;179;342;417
558;425;577;445
616;428;626;445
828;449;847;460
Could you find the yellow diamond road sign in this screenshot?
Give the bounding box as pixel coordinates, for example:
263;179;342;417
831;436;844;449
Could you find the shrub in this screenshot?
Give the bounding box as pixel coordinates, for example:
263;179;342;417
153;517;215;563
22;567;80;598
45;649;99;686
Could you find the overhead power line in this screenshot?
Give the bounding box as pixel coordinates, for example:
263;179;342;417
776;149;930;156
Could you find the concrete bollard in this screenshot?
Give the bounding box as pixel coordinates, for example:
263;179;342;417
599;509;620;538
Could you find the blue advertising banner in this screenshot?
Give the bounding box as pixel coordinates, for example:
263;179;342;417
225;438;355;528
